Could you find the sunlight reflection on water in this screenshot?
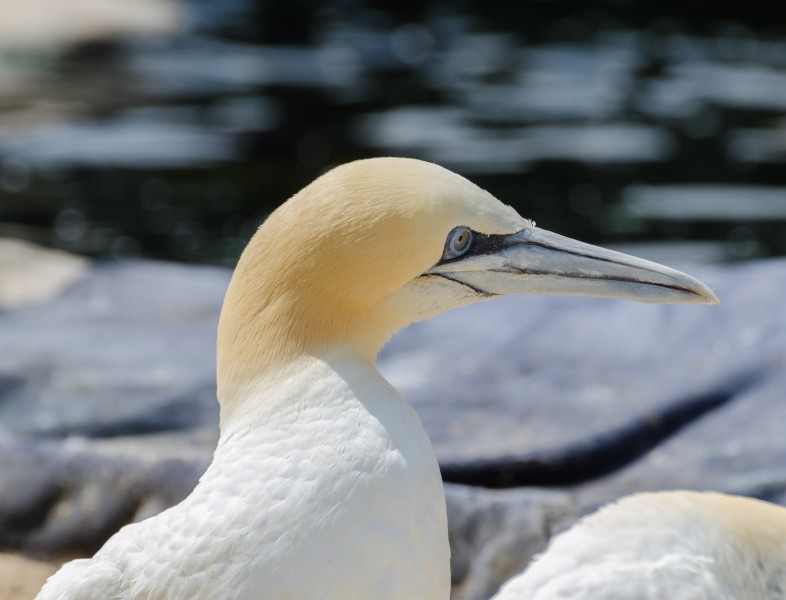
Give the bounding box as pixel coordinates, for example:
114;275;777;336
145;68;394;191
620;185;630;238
0;3;784;264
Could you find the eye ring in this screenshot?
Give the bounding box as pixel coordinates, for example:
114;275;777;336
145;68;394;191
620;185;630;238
443;226;474;259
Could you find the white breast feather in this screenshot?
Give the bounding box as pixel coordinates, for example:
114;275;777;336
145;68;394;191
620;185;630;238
37;353;449;600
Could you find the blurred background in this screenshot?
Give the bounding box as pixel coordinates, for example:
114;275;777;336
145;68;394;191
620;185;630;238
3;3;786;597
2;0;786;268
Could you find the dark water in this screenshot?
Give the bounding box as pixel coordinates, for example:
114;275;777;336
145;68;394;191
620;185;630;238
1;1;785;266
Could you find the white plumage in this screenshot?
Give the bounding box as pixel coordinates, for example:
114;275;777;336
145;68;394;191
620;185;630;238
41;352;449;599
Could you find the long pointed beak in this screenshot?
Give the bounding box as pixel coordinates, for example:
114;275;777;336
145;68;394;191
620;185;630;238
426;227;719;304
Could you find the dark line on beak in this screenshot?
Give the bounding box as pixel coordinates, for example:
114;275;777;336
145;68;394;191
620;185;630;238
519;241;707;299
496;263;705;299
425;273;497;298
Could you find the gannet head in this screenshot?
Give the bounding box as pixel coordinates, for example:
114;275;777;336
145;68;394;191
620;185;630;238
218;157;717;406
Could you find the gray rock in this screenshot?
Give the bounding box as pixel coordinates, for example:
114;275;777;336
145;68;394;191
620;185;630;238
576;370;786;513
1;252;785;592
445;485;574;600
0;260;227;436
0;433;208;558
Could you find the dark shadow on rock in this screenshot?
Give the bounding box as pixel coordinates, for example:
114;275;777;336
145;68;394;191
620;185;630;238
440;371;760;488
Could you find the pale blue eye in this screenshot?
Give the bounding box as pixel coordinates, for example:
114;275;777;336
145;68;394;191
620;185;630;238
443;226;473;259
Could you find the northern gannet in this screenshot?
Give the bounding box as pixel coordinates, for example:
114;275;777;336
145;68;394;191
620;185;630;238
494;491;786;599
38;157;718;599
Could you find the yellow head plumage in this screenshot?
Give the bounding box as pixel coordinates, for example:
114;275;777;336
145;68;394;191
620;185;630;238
217;156;716;416
217;157;527;405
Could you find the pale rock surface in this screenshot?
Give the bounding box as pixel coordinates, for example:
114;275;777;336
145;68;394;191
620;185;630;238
0;0;184;50
0;239;87;310
0;553;58;600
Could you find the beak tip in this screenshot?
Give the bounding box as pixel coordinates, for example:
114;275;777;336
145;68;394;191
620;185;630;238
690;280;719;305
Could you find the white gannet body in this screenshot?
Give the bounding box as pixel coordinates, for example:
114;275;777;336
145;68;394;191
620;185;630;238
38;157;718;599
494;491;786;600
